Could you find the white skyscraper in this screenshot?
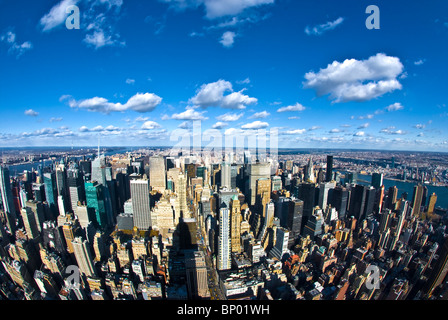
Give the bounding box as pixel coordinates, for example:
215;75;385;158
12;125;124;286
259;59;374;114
149;156;166;192
217;208;231;271
130;179;152;230
72;237;96;277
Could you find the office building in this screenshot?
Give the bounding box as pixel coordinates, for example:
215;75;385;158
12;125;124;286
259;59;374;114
130;178;151;231
325;155;333;182
0;166;17;232
149;156;166;192
72;236;97;277
185;250;210;299
217;208;231;271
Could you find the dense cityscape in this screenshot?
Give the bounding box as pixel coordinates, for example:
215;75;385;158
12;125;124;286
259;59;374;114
0;146;448;301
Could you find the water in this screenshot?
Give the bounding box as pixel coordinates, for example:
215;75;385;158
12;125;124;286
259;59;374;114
346;172;448;210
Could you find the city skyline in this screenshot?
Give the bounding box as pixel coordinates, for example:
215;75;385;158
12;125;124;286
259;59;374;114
1;0;448;151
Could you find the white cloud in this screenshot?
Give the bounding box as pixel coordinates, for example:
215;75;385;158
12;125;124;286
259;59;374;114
414;124;426;129
241;120;269;129
202;0;274;19
249;110;270;119
212;121;229;129
0;31;33;58
305;17;344;36
414;59;425;66
304;53;404;103
171;107;208;120
126;78;135;85
309;126;321;131
386;102;404;112
236;77;250;84
220;31;236;47
284;129;306;135
40;0;79;31
277;103;306;113
64;92;162;114
216;112;244;121
353;131;365;137
329;128;341;133
84;30;124;49
357;123;370;129
24;109;39;117
160;0;274;19
190;79;257;109
288;116;300;120
50;117;63;122
141;121;162;130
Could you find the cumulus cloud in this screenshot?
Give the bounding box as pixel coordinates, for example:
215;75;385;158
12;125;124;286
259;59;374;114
40;0;79;31
386;102;404;112
277;103;306;113
249;111;270;119
220;31;236;47
212;121;229;129
40;0;124;49
284;129;306;135
216;112;244;121
305;17;344;36
141;121;162;130
353;131;365;137
162;0;274;19
190;79;257;109
0;31;33;58
303;53;404;103
171;107;208;120
241;120;269;129
24;109;39;117
63;92;162;114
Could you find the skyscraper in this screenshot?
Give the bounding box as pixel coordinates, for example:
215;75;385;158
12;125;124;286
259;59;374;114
427;193;437;214
423;235;448;297
329;186;349;220
247;161;270;206
230;195;241;253
411;184;424;218
130;179;152;231
325;155;333;182
185;250;210;299
371;172;383;189
217;208;231;271
0;166;17;232
85;181;108;231
72;236;97;277
149;156;166;192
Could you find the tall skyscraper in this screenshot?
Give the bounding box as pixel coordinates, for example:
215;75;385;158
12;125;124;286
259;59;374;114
325;155;333;182
85;181;108;231
72;236;97;277
269;227;289;260
0;166;17;232
230;195;241;253
149;156;166;192
371;172;383;189
247;161;270;206
329;186;349;220
427;193;437;214
220;162;231;189
130;179;152;231
217;208;231;271
185;250;210;299
411;184;424;218
387;186;398;210
423;235;448;297
349;185;367;222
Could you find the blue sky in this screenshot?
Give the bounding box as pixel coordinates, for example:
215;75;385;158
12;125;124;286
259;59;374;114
0;0;447;151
